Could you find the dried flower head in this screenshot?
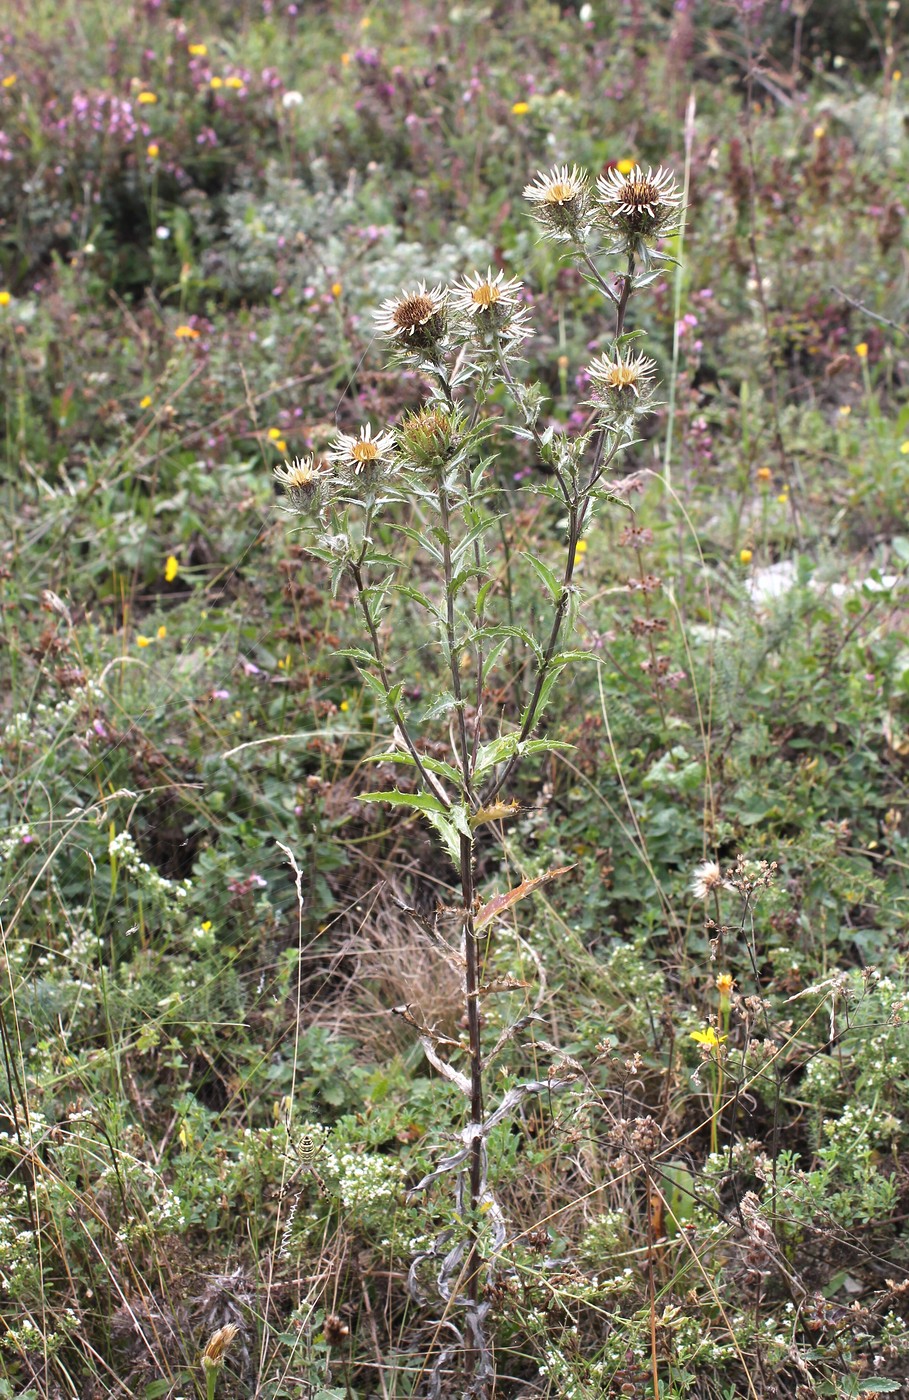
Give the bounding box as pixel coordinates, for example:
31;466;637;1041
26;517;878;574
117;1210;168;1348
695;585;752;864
595;164;681;256
450;267;528;337
375;282;447;354
323;1313;350;1346
273;455;330;514
523;164;591;237
690;861;727;900
201;1323;239;1371
716;973;735;997
329;422;396;480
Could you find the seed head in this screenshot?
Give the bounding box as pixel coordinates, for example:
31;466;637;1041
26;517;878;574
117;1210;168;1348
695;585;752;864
690;861;727;900
201;1323;239;1371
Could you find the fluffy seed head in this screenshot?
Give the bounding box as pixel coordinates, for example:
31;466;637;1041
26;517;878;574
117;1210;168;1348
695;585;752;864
690;861;726;900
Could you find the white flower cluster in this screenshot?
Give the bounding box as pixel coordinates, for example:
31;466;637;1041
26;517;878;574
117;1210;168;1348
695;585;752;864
329;1147;401;1212
0;1211;36;1297
2;681;105;746
0;823;35;865
109;829;191;903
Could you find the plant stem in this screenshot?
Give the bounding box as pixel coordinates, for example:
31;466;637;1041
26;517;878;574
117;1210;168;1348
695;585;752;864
438;481;475;803
459;831;485;1325
349;559;451;808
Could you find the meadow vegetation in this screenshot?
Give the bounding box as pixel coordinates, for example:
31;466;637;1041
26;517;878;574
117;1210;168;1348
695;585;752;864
1;2;908;1397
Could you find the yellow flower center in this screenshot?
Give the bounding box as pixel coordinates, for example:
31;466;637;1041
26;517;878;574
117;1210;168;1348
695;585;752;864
605;364;640;389
544;181;576;204
471;283;500;308
352;440;379;463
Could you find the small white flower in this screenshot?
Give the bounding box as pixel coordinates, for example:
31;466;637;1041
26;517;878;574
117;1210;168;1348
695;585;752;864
281;89;304;109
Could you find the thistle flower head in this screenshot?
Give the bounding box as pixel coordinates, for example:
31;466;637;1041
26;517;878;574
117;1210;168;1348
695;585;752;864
595;164;681;244
523;164;591;237
273;455;330;515
329;422;396;481
587;348;658;425
396;403;461;477
375;282;447;354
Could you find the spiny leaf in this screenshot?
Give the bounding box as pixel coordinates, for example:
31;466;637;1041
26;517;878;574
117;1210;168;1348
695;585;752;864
474;865;575;930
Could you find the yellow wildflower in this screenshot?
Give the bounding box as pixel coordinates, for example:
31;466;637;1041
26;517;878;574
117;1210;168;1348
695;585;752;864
165;555;179;582
137;90;157;104
2;74;17;88
140;395;152;409
147;143;159;158
617;157;636;174
813;124;825;140
756;466;772;482
136;635;151;648
331;281;342;297
341;52;351;66
175;324;199;339
739;548;753;565
210;75;223;89
0;291;12;306
838;404;851;416
716;973;735;996
359;15;372;27
201;920;212;932
893;70;902;83
511;101;530;115
854;342;869;358
225;75;243;89
275;439;288;453
188;43;208;56
157;625;167;640
900;441;909;455
690;1027;726;1047
267;427;282;440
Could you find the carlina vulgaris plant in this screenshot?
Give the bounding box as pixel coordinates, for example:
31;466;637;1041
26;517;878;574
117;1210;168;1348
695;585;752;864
273;161;682;1396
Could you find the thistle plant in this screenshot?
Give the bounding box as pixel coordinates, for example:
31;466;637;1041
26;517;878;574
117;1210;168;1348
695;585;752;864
274;162;681;1396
